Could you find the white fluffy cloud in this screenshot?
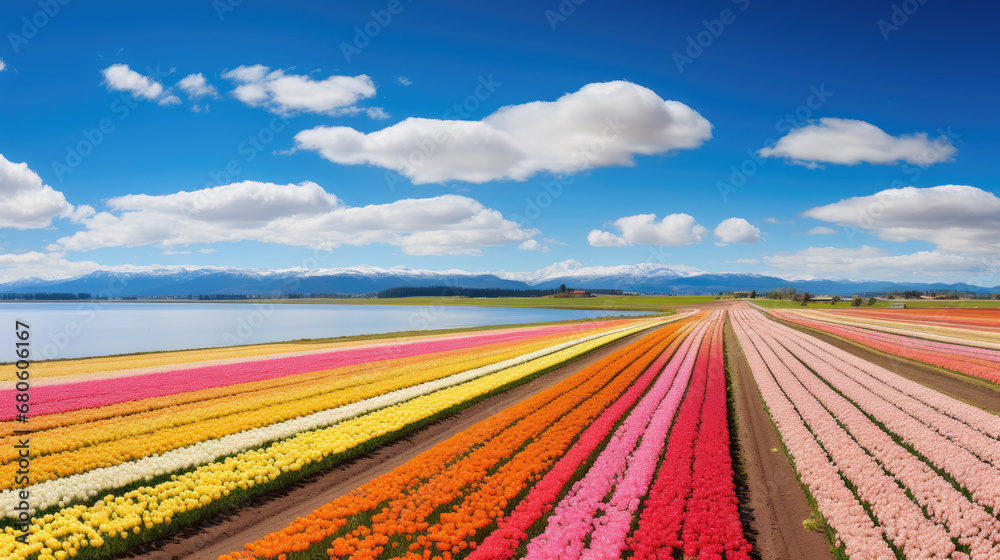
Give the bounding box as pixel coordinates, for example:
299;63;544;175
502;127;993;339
713;218;761;245
588;213;707;247
0;59;6;72
101;64;180;106
806;226;837;235
759;118;956;167
762;245;994;281
0;252;107;283
804;185;1000;253
518;239;550;252
221;65;379;117
0;154;93;229
294;81;712;184
176;73;218;98
51;181;537;256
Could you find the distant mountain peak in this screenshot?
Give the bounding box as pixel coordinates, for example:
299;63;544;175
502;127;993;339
0;261;995;297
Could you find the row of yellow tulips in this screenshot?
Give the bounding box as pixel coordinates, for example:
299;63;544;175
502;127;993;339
1;321;661;559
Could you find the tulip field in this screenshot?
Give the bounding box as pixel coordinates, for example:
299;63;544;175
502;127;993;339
2;317;685;559
8;300;1000;560
732;307;1000;560
771;308;1000;385
224;309;750;560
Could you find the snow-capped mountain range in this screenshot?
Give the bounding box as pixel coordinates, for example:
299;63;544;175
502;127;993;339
0;260;996;296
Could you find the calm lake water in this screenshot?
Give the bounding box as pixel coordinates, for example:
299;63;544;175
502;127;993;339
0;302;651;361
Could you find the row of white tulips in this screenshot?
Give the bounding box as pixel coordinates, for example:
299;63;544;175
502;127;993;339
1;317;677;518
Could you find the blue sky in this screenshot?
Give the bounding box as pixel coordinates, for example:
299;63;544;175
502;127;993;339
1;0;997;284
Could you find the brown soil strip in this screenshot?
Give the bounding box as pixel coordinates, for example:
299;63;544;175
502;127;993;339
725;319;834;560
774;317;1000;415
123;328;656;560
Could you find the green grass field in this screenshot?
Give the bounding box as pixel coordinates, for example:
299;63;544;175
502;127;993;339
247;295;717;312
752;298;1000;309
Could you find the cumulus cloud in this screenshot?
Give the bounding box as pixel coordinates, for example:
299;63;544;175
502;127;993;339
51;181;537;256
0;154;92;229
0;59;5;72
221;65;378;117
518;239;550;252
397;76;412;86
586;230;630;247
0;252;106;283
804;185;1000;253
759;118;956;167
713;218;761;245
294;81;712;184
176;73;218;98
588;213;707;248
806;226;837;235
764;217;794;225
761;245;993;281
101;64;180;105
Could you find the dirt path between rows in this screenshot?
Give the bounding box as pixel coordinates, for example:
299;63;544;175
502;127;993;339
725;319;834;560
775;317;1000;415
124;328;656;560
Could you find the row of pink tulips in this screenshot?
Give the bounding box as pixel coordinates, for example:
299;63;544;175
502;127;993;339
734;308;1000;559
767;317;1000;509
731;310;898;560
680;317;749;559
749;313;1000;558
0;321;616;420
739;312;954;558
522;316;712;559
468;321;699;559
774;311;1000;384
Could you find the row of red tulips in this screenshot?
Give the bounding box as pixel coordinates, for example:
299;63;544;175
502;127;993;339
226;315;701;560
772;310;1000;384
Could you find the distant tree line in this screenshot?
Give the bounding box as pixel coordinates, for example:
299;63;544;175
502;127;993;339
0;292;92;300
376;286;624;299
196;293;374;300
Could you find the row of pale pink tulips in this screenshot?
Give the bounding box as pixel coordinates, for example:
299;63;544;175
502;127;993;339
731;310;894;560
769;315;1000;499
734;308;1000;559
